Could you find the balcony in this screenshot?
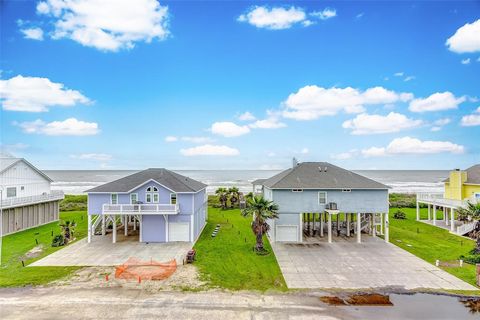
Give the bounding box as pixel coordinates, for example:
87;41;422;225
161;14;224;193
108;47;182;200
416;192;478;208
102;203;179;215
0;190;64;209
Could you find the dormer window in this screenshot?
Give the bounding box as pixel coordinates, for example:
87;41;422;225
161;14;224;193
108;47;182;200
146;186;159;203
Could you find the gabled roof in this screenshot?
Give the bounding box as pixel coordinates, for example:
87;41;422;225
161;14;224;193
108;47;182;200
444;164;480;185
86;168;207;193
260;162;389;190
0;157;53;182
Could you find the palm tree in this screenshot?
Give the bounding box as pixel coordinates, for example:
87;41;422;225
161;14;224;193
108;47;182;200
458;202;480;253
228;187;240;208
242;195;279;252
215;187;228;209
59;220;77;244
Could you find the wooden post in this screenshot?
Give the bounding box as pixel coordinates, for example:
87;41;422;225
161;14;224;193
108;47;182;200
328;213;332;243
433;205;437;226
112;216;117;243
372;214;377;237
450;208;455;232
313;213;316;236
416;200;420;221
87;214;92;243
357;213;361;243
102;215;106;236
428;204;431;221
320;212;324;237
346;212;350;237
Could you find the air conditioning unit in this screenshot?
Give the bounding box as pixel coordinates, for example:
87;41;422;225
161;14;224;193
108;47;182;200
326;202;337;210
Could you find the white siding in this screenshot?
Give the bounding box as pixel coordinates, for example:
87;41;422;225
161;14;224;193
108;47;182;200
0;161;51;200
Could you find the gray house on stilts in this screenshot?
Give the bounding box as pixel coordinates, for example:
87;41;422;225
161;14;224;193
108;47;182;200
253;161;390;244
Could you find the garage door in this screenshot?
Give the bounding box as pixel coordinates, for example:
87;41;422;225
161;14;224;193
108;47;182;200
276;225;298;242
169;223;190;242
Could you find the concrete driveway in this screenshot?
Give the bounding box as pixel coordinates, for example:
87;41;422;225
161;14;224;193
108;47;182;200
30;234;192;266
271;236;477;290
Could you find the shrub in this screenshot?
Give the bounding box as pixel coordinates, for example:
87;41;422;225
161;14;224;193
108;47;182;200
60;194;87;211
460;250;480;264
52;234;65;247
393;210;406;219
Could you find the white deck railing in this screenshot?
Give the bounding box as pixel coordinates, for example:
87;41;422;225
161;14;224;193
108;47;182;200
456;221;476;235
0;190;64;209
102;203;179;215
416;192;470;208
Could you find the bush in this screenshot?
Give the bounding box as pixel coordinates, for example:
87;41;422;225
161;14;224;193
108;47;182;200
393;210;406;219
389;193;427;209
52;234;65;247
60;194;87;211
460;250;480;264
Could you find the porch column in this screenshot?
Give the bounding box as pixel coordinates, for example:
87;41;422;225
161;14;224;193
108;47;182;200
112;215;117;243
450;208;455;232
428;204;431;221
133;216;137;230
416;200;420;221
327;213;332;243
357;212;361;243
433;205;437;226
346;213;350;237
139;215;143;242
385;212;389;243
87;214;92;243
101;215;106;236
380;213;384;235
124;215;128;236
313;213;316;236
320;212;324;237
372;214;377;237
444;207;448;225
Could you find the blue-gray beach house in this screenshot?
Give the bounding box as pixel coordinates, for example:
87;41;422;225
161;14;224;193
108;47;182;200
86;169;207;243
253;161;390;244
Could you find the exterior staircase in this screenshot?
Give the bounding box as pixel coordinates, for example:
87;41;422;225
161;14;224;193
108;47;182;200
456;221;476;236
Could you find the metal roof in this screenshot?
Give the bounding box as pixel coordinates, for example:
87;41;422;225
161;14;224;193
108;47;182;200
86;168;207;193
261;162;389;190
444;164;480;185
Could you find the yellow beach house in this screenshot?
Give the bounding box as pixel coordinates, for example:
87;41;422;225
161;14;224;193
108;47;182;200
416;164;480;235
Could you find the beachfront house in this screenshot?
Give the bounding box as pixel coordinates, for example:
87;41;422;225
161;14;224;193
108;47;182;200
0;156;64;236
416;165;480;235
86;168;207;243
253;161;390;244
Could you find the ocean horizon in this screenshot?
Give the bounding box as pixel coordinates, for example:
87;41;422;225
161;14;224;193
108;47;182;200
44;169;449;195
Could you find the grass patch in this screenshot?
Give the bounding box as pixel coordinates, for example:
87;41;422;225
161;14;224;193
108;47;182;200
60;194;87;211
194;207;287;291
0;211;87;287
389;207;478;287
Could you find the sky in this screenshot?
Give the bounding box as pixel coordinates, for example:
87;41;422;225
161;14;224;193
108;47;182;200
0;0;479;170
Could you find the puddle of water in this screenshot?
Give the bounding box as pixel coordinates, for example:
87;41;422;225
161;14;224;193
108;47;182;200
323;293;480;320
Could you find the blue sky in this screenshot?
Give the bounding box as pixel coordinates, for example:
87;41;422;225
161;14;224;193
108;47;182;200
1;0;479;170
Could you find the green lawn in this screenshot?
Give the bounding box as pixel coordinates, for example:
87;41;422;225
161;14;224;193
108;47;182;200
389;207;478;287
194;207;287;291
0;211;88;287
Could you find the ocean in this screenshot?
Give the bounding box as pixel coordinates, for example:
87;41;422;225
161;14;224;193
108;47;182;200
44;169;449;195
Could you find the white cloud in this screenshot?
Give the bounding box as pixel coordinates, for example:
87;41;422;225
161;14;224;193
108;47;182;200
430;126;441;132
249;111;286;129
446;19;480;53
238;111;256;121
238;6;307;30
394;72;404;77
434;118;451;126
210;121;250;137
311;8;337;20
35;0;169;51
181;136;214;143
342;112;422;135
282;85;413;120
267;152;276;157
16;118;99;136
461;107;480;126
180;144;239;156
461;58;471;65
409;91;465;113
361;136;464;157
404;76;415;82
331;150;358;160
355;12;364;19
165;136;178;142
20;27;44;40
0;75;90;112
300;148;309;154
70;153;112;161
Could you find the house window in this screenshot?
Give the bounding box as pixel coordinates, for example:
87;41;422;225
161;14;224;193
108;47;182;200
342;189;351;193
292;189;303;192
146;186;159;203
130;193;138;204
318;192;327;205
170;193;177;204
21;186;25;191
6;187;16;198
111;194;118;204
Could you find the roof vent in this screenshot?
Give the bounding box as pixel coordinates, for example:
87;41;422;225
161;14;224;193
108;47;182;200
324;166;328;172
292;157;299;168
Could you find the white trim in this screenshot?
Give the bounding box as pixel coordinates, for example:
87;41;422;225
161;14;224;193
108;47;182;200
299;213;303;242
318;191;327;205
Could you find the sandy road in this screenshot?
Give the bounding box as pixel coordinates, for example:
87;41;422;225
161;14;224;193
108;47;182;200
0;286;348;320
